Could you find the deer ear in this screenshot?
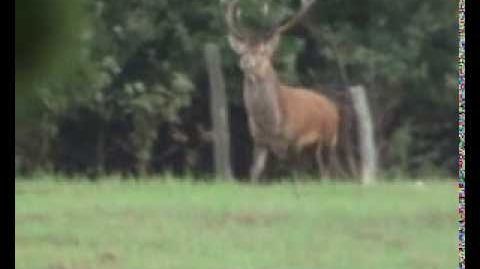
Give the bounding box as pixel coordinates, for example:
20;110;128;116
228;35;249;54
263;34;280;56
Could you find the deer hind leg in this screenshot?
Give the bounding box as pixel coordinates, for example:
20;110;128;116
328;133;348;179
250;145;269;183
326;145;346;179
315;144;329;180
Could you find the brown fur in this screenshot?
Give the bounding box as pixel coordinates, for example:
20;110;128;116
278;85;339;151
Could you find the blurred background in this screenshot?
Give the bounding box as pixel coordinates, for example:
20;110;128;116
15;0;457;181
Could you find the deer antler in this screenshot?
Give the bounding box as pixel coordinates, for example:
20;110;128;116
273;0;316;34
225;0;245;39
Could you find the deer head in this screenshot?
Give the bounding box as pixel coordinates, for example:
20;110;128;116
225;0;316;74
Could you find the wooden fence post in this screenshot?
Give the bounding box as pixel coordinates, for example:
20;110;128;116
349;85;377;184
204;43;233;180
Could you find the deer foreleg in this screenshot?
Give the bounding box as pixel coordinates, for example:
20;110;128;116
250;145;269;183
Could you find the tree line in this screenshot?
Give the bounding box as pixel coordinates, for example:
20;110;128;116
15;0;457;180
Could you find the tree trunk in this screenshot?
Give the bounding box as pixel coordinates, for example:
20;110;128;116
39;113;53;172
132;113;156;177
96;119;106;176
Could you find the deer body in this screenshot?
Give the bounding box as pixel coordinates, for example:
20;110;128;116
278;85;339;151
243;63;339;152
225;0;341;181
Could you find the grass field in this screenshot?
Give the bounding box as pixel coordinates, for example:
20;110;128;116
15;178;458;269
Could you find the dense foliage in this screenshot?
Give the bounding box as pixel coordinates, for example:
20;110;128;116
15;0;457;179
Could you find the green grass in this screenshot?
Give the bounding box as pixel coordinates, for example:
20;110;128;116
15;179;458;269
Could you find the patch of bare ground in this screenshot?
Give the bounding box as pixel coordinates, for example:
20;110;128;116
417;211;455;227
98;251;117;263
15;213;50;223
202;210;290;228
49;262;92;269
354;228;408;248
16;234;80;246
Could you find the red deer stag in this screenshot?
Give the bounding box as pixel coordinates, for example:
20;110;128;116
225;0;341;181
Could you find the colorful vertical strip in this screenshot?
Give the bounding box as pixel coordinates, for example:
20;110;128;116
458;0;465;269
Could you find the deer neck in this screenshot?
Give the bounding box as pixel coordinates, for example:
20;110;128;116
243;65;284;142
